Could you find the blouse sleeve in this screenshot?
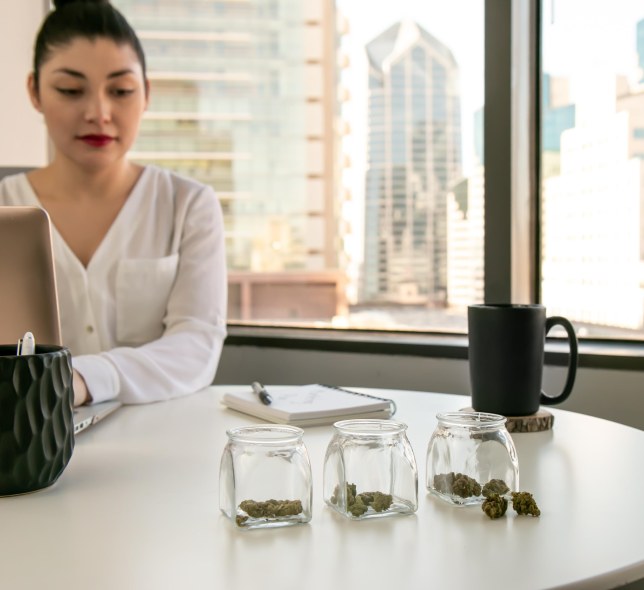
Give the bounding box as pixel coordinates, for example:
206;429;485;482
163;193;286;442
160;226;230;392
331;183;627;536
73;185;227;404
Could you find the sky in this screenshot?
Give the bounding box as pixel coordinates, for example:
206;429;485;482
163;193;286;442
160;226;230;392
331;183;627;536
543;0;644;76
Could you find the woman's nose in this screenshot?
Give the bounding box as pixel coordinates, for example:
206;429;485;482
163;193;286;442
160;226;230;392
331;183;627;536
84;93;111;123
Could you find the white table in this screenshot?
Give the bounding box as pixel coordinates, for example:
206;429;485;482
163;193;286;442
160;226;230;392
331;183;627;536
0;386;643;590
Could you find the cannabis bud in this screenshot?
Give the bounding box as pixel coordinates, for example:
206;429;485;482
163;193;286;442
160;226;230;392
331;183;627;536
482;479;510;498
332;482;393;516
452;473;482;498
511;492;541;517
433;472;481;498
371;492;393;512
433;472;455;494
482;493;508;519
348;495;368;517
236;498;304;526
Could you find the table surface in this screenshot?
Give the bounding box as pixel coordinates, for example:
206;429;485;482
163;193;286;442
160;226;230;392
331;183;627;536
0;386;643;590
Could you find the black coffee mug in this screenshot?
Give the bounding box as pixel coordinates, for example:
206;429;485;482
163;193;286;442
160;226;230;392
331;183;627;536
468;304;578;416
0;344;75;495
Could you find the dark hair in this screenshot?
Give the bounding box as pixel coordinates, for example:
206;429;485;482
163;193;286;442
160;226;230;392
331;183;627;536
33;0;147;90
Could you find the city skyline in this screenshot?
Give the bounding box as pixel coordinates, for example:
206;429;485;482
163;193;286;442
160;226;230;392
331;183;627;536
112;1;644;336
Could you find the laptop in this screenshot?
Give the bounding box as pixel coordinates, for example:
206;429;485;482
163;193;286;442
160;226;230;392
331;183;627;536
0;206;61;346
73;401;122;434
0;206;121;434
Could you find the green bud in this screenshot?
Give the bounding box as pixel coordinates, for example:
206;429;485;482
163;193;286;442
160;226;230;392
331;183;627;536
511;492;541;517
433;472;482;498
349;495;368;517
370;492;393;512
452;473;482;498
482;479;510;498
482;493;508;519
237;499;304;524
341;483;393;516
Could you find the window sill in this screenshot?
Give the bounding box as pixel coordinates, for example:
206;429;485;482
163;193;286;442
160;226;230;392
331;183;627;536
225;324;644;372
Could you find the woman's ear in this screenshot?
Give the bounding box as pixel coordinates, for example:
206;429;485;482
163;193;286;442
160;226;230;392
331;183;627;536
27;73;43;112
144;78;151;110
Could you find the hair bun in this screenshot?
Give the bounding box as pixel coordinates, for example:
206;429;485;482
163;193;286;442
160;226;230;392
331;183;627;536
53;0;110;9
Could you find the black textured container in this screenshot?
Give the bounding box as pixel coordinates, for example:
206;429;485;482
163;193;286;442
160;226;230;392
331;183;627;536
0;345;74;495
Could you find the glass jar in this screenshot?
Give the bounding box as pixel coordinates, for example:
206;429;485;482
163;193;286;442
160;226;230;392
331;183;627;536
219;425;312;529
323;419;418;519
426;412;519;506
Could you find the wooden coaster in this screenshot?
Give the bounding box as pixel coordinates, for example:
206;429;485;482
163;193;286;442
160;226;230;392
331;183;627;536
460;408;554;433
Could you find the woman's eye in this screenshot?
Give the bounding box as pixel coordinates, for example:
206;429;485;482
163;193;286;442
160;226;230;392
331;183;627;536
56;88;82;97
112;88;135;97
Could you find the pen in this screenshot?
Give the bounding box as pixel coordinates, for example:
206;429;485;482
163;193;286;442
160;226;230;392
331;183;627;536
251;381;273;405
17;332;35;356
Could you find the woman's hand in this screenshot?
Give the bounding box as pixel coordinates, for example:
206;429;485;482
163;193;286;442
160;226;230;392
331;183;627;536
72;369;92;406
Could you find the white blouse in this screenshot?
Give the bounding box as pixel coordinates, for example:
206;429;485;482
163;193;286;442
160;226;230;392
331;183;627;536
0;166;227;404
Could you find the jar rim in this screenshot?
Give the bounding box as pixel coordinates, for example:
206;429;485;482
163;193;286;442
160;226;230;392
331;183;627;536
0;344;69;359
436;411;506;428
333;419;407;436
226;424;304;444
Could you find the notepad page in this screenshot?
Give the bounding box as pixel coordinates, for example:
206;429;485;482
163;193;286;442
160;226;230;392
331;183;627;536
222;384;392;422
269;384;390;419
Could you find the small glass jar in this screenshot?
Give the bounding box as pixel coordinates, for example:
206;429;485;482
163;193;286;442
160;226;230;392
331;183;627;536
323;419;418;519
426;412;519;506
219;425;312;529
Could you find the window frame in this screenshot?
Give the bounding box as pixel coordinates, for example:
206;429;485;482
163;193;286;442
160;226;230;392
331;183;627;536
484;0;539;304
227;0;644;372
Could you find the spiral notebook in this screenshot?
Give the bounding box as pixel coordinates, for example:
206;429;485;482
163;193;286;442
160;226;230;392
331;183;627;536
221;384;396;426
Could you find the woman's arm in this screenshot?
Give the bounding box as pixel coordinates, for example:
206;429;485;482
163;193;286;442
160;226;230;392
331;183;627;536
72;369;91;406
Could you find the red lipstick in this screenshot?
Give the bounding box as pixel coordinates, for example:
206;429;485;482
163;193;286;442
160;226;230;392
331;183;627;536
79;134;114;147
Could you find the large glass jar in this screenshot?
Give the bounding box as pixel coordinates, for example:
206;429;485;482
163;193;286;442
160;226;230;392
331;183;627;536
219;425;312;529
323;419;418;519
426;412;519;506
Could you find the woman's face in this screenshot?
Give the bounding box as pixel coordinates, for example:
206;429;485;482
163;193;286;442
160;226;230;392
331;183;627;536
28;37;149;172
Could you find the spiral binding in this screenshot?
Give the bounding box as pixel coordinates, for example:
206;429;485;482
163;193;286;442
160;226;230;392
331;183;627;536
319;384;397;417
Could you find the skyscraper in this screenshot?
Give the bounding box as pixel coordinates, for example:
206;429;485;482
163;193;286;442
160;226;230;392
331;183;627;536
542;71;644;330
446;171;484;310
115;0;345;322
638;18;644;83
361;20;462;305
542;74;575;154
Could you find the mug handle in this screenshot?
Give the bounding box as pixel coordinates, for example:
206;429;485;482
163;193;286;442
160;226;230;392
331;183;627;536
540;316;578;406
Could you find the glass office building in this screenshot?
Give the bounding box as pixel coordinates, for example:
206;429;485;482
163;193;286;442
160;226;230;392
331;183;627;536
542;74;575;154
638;18;644;82
114;0;346;322
362;20;462;305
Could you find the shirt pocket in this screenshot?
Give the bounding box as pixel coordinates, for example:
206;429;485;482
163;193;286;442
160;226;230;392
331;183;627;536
116;254;179;345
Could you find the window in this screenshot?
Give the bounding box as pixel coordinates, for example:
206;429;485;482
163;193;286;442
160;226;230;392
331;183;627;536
114;0;644;347
116;0;484;332
342;2;481;326
540;1;644;340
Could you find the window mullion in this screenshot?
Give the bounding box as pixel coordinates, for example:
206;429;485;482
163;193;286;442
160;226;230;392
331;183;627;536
484;0;539;304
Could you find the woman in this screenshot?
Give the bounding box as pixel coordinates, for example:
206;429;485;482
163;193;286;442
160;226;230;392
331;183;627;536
0;0;227;406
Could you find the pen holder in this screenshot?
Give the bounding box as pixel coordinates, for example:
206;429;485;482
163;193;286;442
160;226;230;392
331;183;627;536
0;345;75;496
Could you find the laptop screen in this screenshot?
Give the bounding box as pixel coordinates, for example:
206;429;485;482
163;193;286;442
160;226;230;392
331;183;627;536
0;206;62;346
